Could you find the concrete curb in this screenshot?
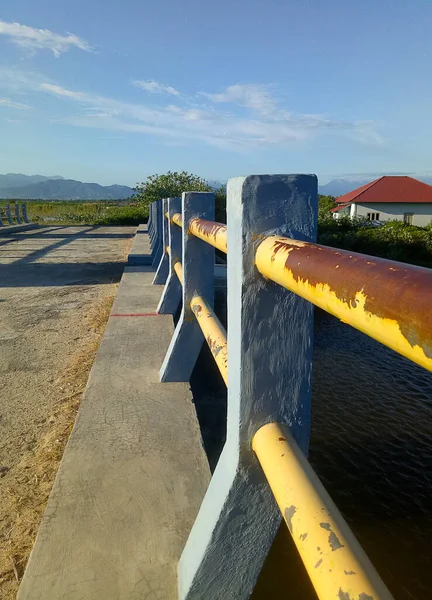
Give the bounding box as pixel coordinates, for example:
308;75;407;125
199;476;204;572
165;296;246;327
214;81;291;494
127;223;153;265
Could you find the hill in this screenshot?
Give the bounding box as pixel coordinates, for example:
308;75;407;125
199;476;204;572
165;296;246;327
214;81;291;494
0;176;133;200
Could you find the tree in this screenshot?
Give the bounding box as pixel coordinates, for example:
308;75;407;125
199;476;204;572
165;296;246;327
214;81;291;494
132;171;212;210
318;194;336;219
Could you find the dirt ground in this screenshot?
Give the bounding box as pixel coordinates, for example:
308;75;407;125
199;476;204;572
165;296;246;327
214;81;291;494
0;225;134;598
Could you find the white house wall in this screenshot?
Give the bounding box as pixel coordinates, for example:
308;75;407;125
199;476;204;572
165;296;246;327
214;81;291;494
352;202;432;226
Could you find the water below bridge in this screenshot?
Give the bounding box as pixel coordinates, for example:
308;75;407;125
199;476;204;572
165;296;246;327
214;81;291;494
191;301;432;600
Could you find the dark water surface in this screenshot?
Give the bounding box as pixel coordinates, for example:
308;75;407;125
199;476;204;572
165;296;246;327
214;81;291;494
191;303;432;599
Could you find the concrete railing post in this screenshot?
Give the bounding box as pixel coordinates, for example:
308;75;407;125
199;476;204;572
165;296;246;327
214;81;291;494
149;202;156;248
14;203;22;224
157;197;182;315
153;198;170;284
0;207;3;227
151;199;164;268
21;203;30;223
178;175;318;600
6;204;13;225
147;201;153;239
150;201;158;248
159;191;215;382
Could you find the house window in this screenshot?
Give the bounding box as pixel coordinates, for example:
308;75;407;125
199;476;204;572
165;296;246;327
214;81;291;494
404;213;414;225
367;212;371;220
375;213;380;221
367;212;380;221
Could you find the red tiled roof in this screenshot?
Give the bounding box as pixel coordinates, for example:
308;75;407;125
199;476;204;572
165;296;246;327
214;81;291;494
335;176;432;204
330;203;350;213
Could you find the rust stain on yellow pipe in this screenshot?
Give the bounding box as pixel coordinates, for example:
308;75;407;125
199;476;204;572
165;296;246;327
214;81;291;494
253;422;394;600
172;213;183;228
190;295;228;386
170;213;227;253
255;236;432;371
189;218;227;254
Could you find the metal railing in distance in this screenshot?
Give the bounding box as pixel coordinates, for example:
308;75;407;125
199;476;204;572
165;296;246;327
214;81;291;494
255;236;432;372
253;422;393;600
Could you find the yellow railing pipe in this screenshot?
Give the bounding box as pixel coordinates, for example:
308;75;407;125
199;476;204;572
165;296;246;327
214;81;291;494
172;213;183;228
173;260;183;284
253;422;394;600
255;236;432;372
171;213;228;254
188;218;227;254
190;295;228;385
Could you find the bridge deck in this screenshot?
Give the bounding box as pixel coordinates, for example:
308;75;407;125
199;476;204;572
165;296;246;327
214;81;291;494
17;230;210;599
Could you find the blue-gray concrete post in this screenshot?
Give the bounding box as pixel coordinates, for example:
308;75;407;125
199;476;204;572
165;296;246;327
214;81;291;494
151;199;163;268
6;204;13;225
14;203;22;224
147;201;152;239
153;198;170;284
148;202;155;247
22;203;30;223
151;202;157;246
159;191;215;382
157;197;182;315
178;175;318;600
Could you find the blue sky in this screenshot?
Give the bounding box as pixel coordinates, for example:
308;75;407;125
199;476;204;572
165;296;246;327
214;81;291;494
1;0;431;186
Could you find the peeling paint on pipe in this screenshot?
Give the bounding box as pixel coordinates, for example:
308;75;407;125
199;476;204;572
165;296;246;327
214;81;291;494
189;218;228;254
190;295;228;386
255;236;432;372
172;212;183;228
253;422;394;600
171;213;228;254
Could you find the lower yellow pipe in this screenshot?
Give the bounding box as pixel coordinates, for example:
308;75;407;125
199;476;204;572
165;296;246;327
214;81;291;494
173;260;183;284
253;422;394;600
190;295;228;386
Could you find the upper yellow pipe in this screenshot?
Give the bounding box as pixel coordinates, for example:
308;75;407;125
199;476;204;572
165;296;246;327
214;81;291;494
253;422;394;600
172;213;183;228
171;213;227;254
190;295;228;386
188;218;227;254
255;235;432;372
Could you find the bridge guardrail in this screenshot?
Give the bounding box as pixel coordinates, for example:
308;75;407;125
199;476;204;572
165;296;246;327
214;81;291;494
0;202;30;227
145;174;431;599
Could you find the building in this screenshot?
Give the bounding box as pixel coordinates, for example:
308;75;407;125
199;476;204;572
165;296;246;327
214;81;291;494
330;176;432;226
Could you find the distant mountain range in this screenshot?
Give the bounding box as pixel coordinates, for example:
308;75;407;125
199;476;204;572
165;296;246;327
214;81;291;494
0;173;133;200
2;172;431;201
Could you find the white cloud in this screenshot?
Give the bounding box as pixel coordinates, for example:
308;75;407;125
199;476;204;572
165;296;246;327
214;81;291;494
0;20;92;57
0;97;31;109
203;84;276;114
0;70;383;151
39;83;86;100
133;80;180;96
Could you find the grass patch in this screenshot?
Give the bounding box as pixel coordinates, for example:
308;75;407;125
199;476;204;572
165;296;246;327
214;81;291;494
0;200;148;226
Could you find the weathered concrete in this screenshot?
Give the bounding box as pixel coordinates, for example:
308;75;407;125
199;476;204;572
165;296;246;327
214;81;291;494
160;192;215;382
18;260;210;599
127;223;153;265
179;175;318;599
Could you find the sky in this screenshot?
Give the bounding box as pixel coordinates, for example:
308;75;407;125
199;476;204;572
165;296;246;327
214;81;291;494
0;0;431;186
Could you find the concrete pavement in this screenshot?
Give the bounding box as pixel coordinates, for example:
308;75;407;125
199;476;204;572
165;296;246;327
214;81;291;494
17;255;210;599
